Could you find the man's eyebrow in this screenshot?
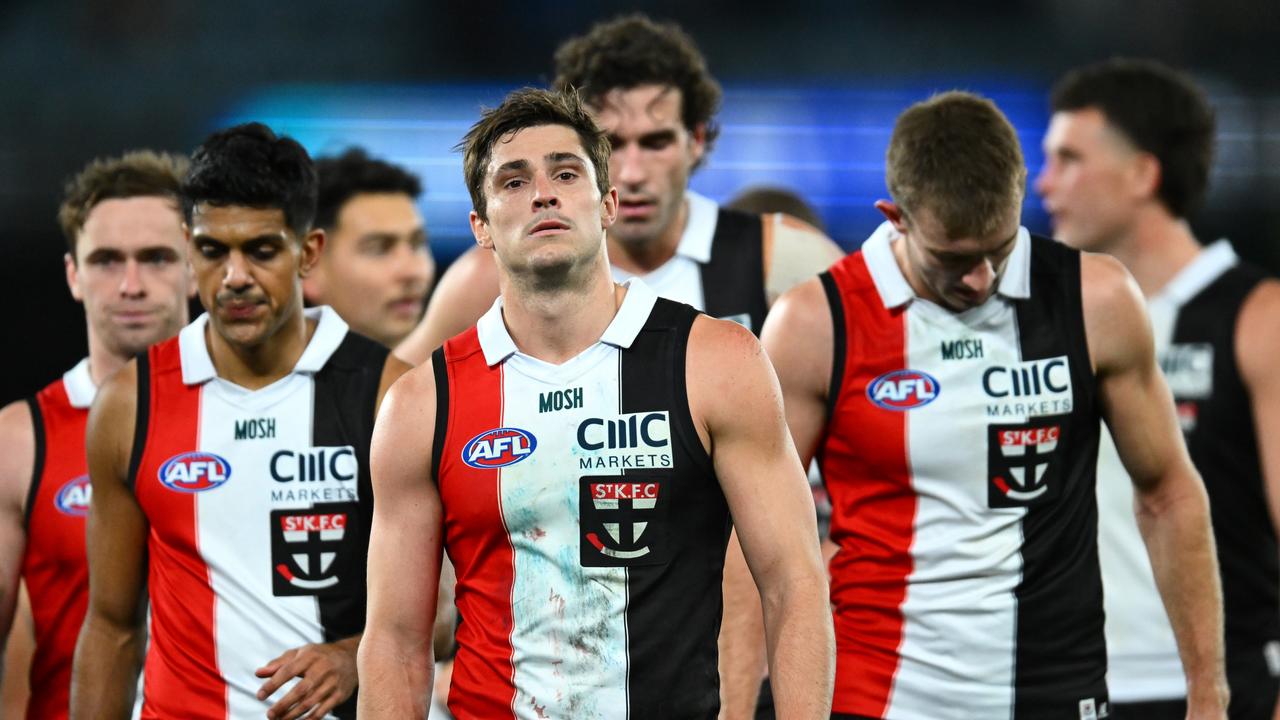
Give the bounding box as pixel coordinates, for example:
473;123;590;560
931;231;1019;259
494;159;530;175
547;152;587;165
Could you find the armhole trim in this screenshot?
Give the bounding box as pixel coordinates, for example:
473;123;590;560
23;396;45;531
819;271;846;422
430;347;450;487
125;352;151;493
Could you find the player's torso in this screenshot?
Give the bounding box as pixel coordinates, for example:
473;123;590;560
1149;248;1279;670
436;289;729;720
820;230;1107;719
130;311;379;720
21;369;93;720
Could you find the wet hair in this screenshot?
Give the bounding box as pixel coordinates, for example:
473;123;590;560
181;122;317;237
885;91;1026;238
1051;58;1215;218
313;147;423;230
553;13;721;162
459;87;611;222
726;185;825;232
58;150;187;255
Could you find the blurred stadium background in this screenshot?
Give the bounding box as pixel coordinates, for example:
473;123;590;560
2;0;1276;402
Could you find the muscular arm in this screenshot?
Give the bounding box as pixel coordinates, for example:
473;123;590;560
70;363;148;720
357;361;444;718
689;316;834;719
1;586;33;715
719;278;834;717
1235;281;1280;720
253;355;414;720
395;248;500;365
1083;254;1228;714
764;215;844;305
0;400;34;696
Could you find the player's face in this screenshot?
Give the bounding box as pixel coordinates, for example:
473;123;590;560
470;124;618;288
304;193;433;347
593;85;705;248
66;196;193;359
1037;108;1145;253
896;203;1022;312
188;204;322;348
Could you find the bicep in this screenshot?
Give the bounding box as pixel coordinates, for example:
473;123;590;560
84;373;148;625
0;402;34;635
367;370;445;642
760;280;833;467
693;322;820;584
1236;282;1280;530
395;249;499;365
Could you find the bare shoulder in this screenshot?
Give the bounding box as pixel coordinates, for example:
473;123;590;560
1079;252;1150;374
765;276;832;339
378;355;439;425
376;353;416;413
0;398;35;511
688;316;781;425
395;248;499;365
765;214;844;301
689;313;767;370
1236;278;1280;385
92;359;138;418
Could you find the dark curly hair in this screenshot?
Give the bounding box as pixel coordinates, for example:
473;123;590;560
553;14;722;162
460;87;611;222
181;122;317;237
314;148;423;231
1051;58;1215;219
58;150;187;255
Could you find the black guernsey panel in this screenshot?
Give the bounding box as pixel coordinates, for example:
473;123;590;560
1171;264;1278;662
24;396;45;530
1010;236;1107;717
309;331;388;719
699;207;769;336
618;298;728;719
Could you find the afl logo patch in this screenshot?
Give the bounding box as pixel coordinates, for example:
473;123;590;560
462;427;537;469
158;451;232;493
55;475;92;517
867;369;940;410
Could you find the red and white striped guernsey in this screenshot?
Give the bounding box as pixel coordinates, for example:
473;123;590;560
431;279;730;719
20;359;96;720
127;306;386;720
819;224;1106;719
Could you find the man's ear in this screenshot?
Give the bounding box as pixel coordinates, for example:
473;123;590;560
470;211;494;250
299;228;325;278
64;251;83;302
1130;152;1162;204
874;200;909;235
600;187;619;230
688;122;708;168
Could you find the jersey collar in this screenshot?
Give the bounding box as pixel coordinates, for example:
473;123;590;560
179;305;349;386
861;221;1033;310
62;357;97;409
477;278;659;367
1152;239;1238;306
673;190;719;264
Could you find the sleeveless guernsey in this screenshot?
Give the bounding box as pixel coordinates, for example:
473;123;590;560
433;279;730;719
20;359;96;720
128;307;385;720
820;223;1105;719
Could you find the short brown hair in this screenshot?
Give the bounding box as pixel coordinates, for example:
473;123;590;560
58;150;188;255
885;91;1026;238
460;87;611;221
553;14;722;164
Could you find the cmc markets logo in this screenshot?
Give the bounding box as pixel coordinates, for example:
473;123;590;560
461;427;537;469
866;369;940;410
55;475;92;517
158;451;231;493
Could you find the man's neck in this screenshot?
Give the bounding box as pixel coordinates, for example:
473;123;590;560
607;196;689;275
206;306;317;390
499;256;624;365
1105;208;1202;298
85;342;129;389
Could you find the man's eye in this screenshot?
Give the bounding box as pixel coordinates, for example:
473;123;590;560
197;245;223;259
504;178;525;190
557;171;578;181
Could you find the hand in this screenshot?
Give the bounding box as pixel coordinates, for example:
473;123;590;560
255;638;359;720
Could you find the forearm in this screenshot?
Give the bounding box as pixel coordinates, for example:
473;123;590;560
760;572;835;719
718;535;767;719
356;630;434;718
69;614;144;719
1136;476;1228;706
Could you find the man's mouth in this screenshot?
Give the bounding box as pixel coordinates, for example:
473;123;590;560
529;219;571;237
618;198;656;220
